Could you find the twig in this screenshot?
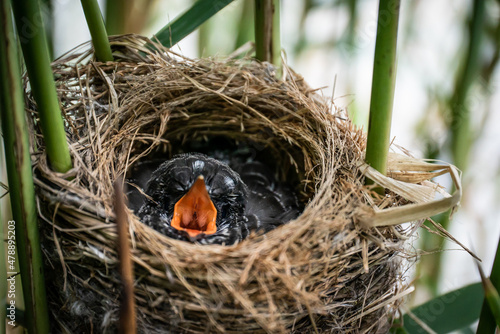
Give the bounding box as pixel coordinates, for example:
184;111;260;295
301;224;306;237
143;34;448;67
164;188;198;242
114;179;137;334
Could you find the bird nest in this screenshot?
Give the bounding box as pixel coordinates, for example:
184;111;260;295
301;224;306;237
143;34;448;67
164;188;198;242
27;35;460;333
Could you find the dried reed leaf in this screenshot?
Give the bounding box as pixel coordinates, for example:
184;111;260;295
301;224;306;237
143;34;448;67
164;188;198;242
358;154;461;228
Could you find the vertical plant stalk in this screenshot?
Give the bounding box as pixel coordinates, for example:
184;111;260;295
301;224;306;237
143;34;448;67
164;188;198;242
40;0;53;59
234;0;254;51
127;0;155;34
477;236;500;333
0;1;50;333
11;0;72;173
81;0;114;62
198;20;211;57
345;0;358;53
364;0;400;184
114;180;137;334
105;0;154;35
254;0;281;70
344;0;360;123
105;0;126;35
450;0;485;171
0;194;5;333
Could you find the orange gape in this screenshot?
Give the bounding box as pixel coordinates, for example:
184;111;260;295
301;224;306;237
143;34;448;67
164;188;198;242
171;176;217;237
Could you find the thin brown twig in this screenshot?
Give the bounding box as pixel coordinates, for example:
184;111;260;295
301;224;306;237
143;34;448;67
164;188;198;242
114;178;137;334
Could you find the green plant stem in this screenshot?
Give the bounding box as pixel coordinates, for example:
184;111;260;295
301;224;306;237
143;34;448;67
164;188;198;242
477;236;500;333
234;0;254;51
254;0;281;69
198;19;211;57
0;196;5;333
450;0;486;171
40;0;53;59
0;1;49;333
105;0;153;35
105;0;126;35
364;0;400;184
345;0;358;52
11;0;72;173
81;0;113;62
154;0;236;48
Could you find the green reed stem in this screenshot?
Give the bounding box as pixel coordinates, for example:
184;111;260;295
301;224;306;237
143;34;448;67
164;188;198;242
105;0;126;35
0;1;49;332
11;0;72;173
81;0;114;62
365;0;400;185
234;0;254;51
0;193;5;333
40;0;53;59
254;0;281;70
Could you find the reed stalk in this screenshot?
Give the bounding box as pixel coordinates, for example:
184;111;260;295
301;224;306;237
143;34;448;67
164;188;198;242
105;0;153;35
105;0;126;35
254;0;281;69
234;0;254;51
81;0;113;62
154;0;235;48
0;1;49;332
11;0;72;173
40;0;53;59
198;20;211;57
364;0;400;183
0;191;5;333
346;0;358;52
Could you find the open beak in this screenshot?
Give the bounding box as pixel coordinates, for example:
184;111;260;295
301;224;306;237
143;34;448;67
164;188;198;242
171;175;217;237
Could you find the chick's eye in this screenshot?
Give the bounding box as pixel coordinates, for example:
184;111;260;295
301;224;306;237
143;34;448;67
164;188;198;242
171;169;191;191
211;174;236;195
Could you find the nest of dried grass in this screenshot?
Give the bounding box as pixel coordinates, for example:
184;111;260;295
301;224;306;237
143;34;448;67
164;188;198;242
26;35;449;333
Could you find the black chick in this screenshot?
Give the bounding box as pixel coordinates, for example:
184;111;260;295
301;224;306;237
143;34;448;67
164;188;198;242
134;153;302;245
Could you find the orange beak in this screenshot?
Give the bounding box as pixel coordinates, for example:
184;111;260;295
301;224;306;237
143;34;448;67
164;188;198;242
171;175;217;237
